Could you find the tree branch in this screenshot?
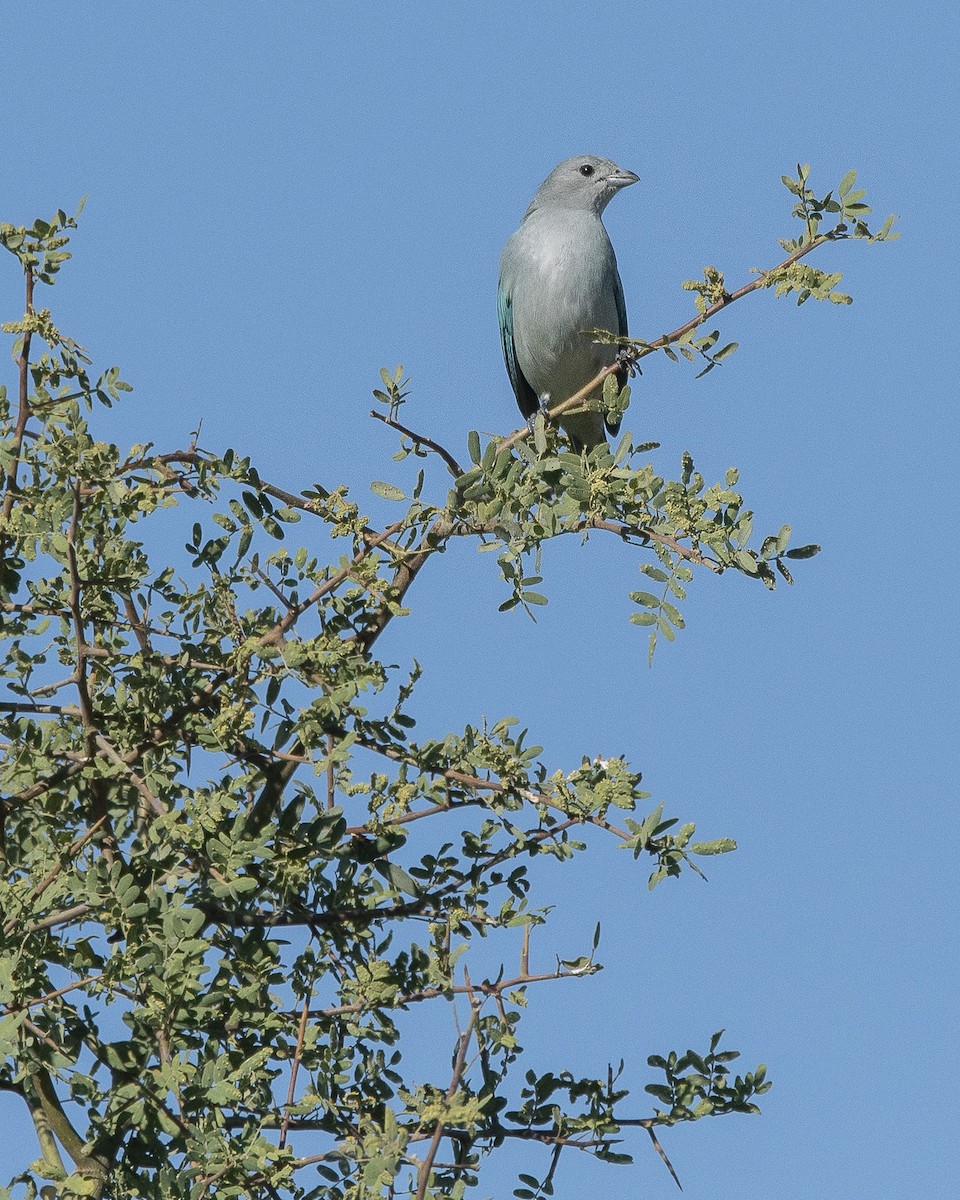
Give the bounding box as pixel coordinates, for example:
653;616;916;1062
415;1000;478;1200
313;963;597;1019
496;231;833;455
0;264;35;529
279;977;314;1151
371;410;466;478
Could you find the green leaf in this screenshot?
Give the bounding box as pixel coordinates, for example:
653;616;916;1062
689;839;737;856
242;489;264;518
632;591;660;609
373;861;421;897
838;169;858;198
734;550;759;575
630;612;658;626
370;480;406;502
532;412;548;455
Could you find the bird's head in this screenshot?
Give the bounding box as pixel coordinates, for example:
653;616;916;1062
526;155;639;216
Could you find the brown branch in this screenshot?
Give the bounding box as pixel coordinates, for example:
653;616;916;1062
255;565;297;613
21;1075;67;1178
460;514;714;567
2;599;187;643
645;1123;683;1191
349;731;633;841
0;702;82;716
3;817;107;935
95;734;167;817
279;978;314;1151
27;674;80;699
245;512;453;825
579;516;709;564
326;732;336;811
21;902;95;935
116;449;409;560
3;973;106;1014
66;483;94;734
543;1143;563;1193
65;481;117;865
257;516;409;649
0;264;35;529
22;1017;67;1056
496;232;832;455
314;963;595;1019
123;593;153;655
29;1064;110;1187
370;410;466;478
415;1002;479;1200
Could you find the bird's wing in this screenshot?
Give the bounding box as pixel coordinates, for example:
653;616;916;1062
613;268;628;339
497;277;540;422
604;268;629;437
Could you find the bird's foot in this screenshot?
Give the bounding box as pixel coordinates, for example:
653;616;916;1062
615;348;641;378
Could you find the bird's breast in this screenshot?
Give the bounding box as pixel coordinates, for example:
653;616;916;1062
508;215;621;399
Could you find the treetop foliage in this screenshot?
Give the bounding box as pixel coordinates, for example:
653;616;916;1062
0;170;895;1198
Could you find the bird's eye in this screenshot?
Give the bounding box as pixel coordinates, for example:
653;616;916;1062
579;163;595;177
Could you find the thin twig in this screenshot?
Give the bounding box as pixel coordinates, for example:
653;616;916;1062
123;593;153;655
414;1004;479;1200
95;734;167;817
3;817;107;935
326;732;336;811
0;265;35;529
348;731;633;841
65;480;118;866
370;410;466;478
315;963;592;1019
2;973;106;1014
255;566;297;613
645;1123;683;1191
21;902;95;936
0;702;82;716
257;516;409;649
279;978;314;1151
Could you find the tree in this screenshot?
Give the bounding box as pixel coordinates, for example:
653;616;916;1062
0;170;895;1199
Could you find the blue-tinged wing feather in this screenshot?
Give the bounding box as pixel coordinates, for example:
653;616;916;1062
498;279;539;421
613;269;628;340
605;268;629;437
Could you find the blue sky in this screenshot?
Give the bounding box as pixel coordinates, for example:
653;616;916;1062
2;3;957;1196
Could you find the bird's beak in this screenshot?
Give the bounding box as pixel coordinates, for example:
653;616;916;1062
607;168;639;189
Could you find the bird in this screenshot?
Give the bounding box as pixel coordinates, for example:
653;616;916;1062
498;155;638;451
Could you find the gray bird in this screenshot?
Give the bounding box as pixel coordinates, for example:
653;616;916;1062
498;155;639;451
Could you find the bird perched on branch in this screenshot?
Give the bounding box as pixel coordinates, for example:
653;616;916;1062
498;154;638;451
